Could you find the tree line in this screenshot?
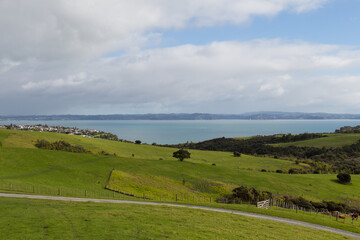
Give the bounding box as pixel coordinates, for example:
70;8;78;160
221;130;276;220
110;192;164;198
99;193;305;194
166;133;360;174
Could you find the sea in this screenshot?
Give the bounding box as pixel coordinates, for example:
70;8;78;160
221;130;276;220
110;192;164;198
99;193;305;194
2;119;360;144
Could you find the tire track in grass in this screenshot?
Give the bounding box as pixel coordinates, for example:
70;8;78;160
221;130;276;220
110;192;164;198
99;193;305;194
50;202;80;240
34;207;50;240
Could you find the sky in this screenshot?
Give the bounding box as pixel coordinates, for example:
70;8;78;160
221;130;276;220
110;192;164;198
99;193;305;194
1;0;360;115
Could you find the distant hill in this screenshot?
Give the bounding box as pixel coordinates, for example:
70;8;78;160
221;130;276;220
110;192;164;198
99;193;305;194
1;112;360;120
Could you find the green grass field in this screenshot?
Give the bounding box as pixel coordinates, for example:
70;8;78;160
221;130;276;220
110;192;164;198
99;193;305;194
272;134;360;148
0;197;353;240
3;129;360;236
1;129;360;202
106;170;236;201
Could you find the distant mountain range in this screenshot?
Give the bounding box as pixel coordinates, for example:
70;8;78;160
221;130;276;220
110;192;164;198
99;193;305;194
1;112;360;120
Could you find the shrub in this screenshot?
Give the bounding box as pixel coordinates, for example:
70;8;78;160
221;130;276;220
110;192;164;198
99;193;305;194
288;168;303;174
276;170;283;173
34;139;89;153
231;186;272;204
233;151;241;157
135;140;142;144
261;169;267;172
337;173;351;184
99;150;110;155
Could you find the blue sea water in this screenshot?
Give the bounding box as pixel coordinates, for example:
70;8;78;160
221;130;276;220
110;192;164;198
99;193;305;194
1;120;360;144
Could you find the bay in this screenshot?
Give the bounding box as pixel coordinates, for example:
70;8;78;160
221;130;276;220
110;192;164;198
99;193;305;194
1;120;360;144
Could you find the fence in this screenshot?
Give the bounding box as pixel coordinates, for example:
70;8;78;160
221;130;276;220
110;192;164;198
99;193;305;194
0;182;214;204
0;182;357;225
267;198;357;224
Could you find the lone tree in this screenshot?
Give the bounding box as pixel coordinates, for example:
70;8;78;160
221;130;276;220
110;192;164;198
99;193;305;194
173;149;191;162
337;173;351;184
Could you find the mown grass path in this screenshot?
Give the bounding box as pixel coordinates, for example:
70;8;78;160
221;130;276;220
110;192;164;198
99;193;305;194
1;193;359;239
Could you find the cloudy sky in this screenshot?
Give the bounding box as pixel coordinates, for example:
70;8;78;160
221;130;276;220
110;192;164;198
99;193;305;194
1;0;360;115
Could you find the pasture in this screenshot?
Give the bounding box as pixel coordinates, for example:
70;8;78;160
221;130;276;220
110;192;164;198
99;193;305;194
271;134;360;148
0;197;354;240
1;129;360;202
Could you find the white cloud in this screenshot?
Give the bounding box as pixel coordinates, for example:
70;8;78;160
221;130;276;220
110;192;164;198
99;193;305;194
5;0;360;115
21;72;89;91
0;59;20;74
0;0;328;62
2;39;358;114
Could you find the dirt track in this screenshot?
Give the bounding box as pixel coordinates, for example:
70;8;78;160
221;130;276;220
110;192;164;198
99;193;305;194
1;192;359;239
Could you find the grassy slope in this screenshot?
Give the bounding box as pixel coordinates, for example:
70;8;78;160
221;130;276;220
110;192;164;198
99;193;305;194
272;134;360;148
3;129;360;235
0;197;353;240
106;170;236;200
1;129;294;171
1;129;360;201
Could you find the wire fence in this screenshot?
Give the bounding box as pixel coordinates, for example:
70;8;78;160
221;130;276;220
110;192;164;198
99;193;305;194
0;182;214;203
1;181;358;225
265;198;360;225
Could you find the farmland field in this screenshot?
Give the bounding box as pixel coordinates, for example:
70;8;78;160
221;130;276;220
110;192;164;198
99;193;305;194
0;197;354;240
2;129;360;237
1;129;360;202
271;134;360;148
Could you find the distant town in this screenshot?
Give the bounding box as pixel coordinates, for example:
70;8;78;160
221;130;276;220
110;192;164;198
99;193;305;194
0;124;124;142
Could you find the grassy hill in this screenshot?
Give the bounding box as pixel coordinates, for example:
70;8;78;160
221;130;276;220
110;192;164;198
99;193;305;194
3;129;360;236
271;134;360;148
0;129;360;203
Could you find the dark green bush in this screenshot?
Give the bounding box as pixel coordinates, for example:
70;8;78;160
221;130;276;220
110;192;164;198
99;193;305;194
231;186;272;204
337;173;351;184
233;151;241;157
34;139;88;153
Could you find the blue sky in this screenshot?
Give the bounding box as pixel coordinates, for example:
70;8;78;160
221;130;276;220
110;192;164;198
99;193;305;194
161;0;359;47
1;0;360;115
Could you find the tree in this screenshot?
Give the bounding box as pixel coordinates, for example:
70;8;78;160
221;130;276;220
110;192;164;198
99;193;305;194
135;140;141;144
337;173;351;184
173;149;191;161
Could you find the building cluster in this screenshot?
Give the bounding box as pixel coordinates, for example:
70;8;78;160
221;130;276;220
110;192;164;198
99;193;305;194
1;124;99;138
